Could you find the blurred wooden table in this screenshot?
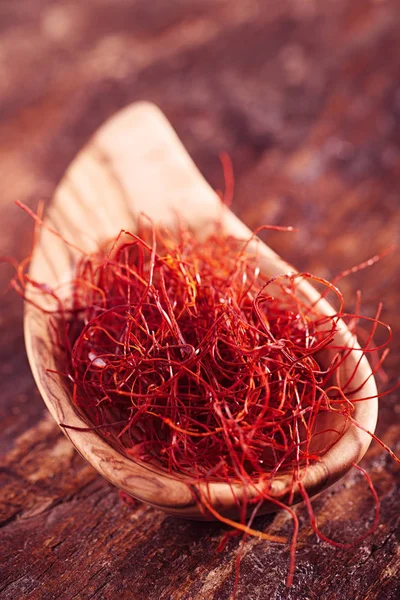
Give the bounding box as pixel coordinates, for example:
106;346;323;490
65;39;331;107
1;1;399;599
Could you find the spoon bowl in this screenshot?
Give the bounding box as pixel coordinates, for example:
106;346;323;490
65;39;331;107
24;102;378;519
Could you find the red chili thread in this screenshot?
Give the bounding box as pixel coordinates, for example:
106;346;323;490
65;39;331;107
7;203;400;597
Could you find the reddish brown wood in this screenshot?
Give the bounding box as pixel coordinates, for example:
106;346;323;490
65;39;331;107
1;1;399;599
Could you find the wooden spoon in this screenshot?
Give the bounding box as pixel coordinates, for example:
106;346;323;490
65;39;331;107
24;102;378;519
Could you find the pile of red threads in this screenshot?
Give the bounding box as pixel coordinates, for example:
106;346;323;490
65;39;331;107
60;227;347;470
11;209;399;591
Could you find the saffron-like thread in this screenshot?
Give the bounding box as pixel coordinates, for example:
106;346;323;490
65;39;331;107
8;202;399;596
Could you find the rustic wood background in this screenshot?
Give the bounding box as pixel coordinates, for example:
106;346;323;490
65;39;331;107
1;1;399;598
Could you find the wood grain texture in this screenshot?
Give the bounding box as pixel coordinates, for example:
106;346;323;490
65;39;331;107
1;1;399;598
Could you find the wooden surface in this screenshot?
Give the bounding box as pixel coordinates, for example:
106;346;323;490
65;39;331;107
1;1;399;598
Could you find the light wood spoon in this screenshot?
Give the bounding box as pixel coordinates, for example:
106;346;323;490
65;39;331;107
24;102;378;519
